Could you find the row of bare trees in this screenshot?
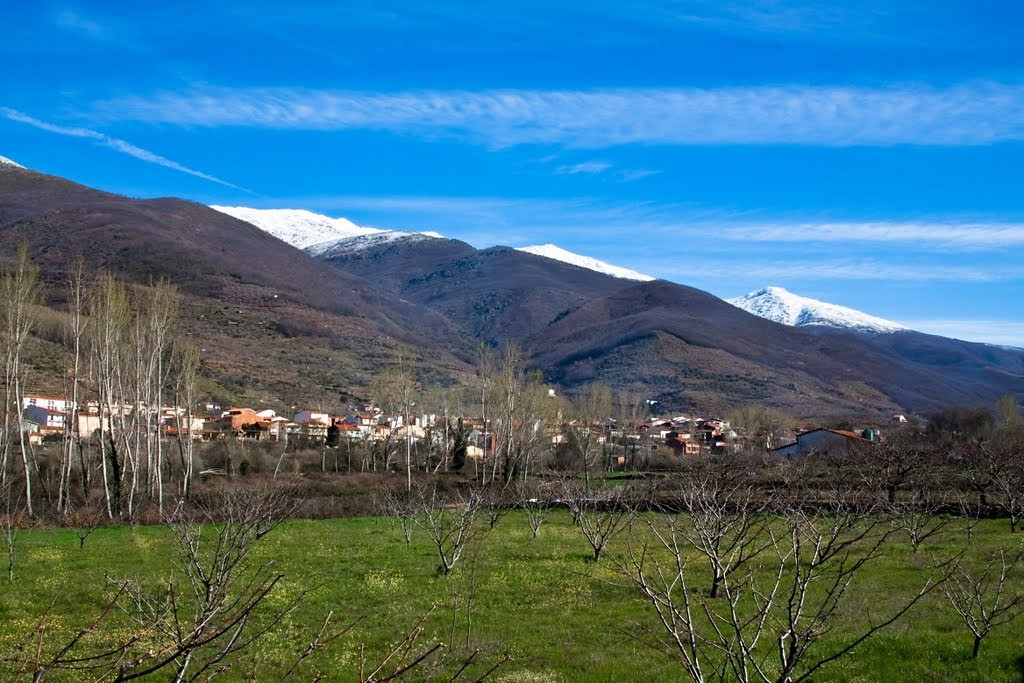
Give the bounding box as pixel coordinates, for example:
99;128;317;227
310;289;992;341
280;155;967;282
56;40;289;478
372;467;1023;678
1;251;200;521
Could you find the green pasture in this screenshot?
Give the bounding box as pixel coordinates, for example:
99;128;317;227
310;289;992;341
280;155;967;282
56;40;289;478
0;512;1022;681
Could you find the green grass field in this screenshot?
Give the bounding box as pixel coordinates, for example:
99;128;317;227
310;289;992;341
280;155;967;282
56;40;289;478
1;512;1022;681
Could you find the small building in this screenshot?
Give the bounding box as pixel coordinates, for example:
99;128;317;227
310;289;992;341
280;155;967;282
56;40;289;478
22;394;75;414
23;405;66;432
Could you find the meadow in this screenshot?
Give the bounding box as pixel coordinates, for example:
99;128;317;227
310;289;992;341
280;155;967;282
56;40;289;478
1;510;1022;681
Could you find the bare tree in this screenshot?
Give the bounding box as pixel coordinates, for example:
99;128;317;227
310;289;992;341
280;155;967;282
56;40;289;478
727;404;792;452
58;255;88;513
371;355;419;489
474;342;495;484
942;541;1024;658
170;342;200;498
621;506;949;682
111;487;299;680
0;482;32;581
889;496;953;553
89;273;131;518
987;428;1024;532
675;473;773;599
0;246;42;516
517;482;551;538
64;498;103;549
491;344;549;487
480;486;511;530
378;486;416;547
561;480;633;562
411;485;485;575
566;383;613;487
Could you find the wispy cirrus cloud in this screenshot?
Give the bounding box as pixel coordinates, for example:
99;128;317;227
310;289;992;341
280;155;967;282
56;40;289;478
658;259;1023;283
234;194;1024;270
0;107;246;190
92;82;1024;148
720;220;1024;249
896;319;1024;347
556;160;611;175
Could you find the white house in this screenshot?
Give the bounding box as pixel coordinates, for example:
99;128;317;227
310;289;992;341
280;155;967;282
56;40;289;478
22;394;75;414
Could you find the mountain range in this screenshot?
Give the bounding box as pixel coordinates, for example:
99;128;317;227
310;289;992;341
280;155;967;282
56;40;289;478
1;159;1021;418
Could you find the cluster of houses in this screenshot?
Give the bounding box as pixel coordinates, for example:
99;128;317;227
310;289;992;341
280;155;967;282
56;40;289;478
18;391;893;462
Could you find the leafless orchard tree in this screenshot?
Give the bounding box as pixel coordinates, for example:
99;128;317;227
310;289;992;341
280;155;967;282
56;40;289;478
0;482;33;581
620;506;949;682
480;485;512;529
411;485;485;575
517;482;551;538
987;428;1024;532
560;480;634;562
0;488;300;681
108;488;301;679
889;498;954;553
675;474;773;599
378;485;417;547
448;543;482;651
942;540;1024;658
358;607;508;682
850;428;938;505
63;497;103;549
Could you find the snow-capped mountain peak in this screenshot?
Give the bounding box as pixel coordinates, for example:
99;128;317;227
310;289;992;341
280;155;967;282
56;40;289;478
210;206;444;254
727;286;906;334
516;244;654;281
210;206;381;249
0;155;25;169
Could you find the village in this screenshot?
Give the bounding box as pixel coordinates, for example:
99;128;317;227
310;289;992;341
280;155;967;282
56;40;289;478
19;388;899;469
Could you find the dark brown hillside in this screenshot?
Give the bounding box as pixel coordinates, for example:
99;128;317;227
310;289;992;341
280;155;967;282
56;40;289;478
527;280;1024;415
0;164;471;407
323;243;633;343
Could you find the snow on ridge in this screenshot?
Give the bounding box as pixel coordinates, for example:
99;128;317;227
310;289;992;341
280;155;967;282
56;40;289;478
211;206;446;254
516;244;654;281
305;231;440;257
727;285;906;334
0;155;25;169
210;206;381;249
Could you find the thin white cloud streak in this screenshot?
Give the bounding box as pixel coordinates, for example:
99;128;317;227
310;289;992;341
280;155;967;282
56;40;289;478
0;107;246;190
897;319;1024;347
720;221;1024;248
556;161;611;175
250;193;1024;251
648;260;1022;283
94;82;1024;147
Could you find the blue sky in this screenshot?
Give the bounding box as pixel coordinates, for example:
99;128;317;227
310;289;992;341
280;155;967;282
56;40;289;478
2;1;1023;346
